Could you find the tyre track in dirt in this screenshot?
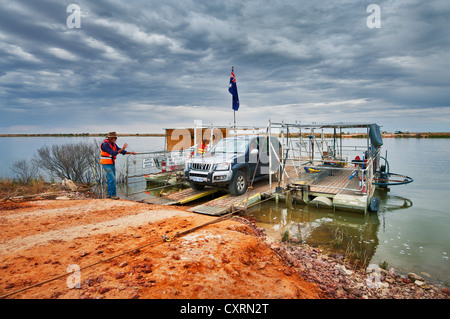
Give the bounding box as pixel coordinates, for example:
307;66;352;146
0;203;189;256
0;198;321;299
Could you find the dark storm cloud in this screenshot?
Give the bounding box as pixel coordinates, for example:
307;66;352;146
0;0;449;133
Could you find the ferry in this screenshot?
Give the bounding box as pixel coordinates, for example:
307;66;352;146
126;121;413;214
270;122;413;213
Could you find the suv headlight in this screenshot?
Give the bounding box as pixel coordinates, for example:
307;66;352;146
214;162;230;171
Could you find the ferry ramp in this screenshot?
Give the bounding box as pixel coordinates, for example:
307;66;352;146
142;187;220;206
188;181;270;216
127;180;272;216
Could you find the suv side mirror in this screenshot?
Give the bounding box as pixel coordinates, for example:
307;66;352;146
250;149;258;155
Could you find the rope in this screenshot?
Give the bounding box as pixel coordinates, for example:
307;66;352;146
0;191;282;299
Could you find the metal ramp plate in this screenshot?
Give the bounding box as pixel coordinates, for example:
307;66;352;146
188;204;231;216
189;193;262;216
164;187;219;204
142;188;220;206
142;196;179;206
188;194;232;216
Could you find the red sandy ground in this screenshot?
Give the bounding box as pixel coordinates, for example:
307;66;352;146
0;198;321;299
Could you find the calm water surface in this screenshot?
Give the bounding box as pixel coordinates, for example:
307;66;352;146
0;136;165;178
1;136;449;286
245;138;450;286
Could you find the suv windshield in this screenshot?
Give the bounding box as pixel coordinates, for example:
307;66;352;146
211;138;248;153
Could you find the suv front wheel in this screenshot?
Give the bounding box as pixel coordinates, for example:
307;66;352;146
229;170;248;196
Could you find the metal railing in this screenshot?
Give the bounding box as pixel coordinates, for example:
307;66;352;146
122;121;381;199
125;150;189;197
269;121;381;196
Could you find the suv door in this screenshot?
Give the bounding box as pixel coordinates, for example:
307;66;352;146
269;137;281;174
247;138;259;180
245;136;269;177
258;136;280;176
259;136;271;176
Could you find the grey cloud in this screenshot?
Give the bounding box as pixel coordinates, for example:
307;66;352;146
0;0;449;133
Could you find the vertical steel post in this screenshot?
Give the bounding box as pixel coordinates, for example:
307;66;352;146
126;155;130;197
269;119;272;192
299;127;302;167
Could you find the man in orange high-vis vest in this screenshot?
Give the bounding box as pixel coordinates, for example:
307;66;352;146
198;139;208;156
100;132;136;199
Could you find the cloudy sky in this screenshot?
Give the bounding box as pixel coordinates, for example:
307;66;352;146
0;0;449;134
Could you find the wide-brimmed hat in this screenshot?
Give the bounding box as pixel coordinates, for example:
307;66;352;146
107;132;118;138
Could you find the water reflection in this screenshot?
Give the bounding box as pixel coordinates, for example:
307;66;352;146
245;199;382;266
377;190;413;212
246;191;415;267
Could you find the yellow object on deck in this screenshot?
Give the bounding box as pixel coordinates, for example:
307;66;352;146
177;188;219;204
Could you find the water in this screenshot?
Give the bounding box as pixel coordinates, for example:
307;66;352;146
0;136;165;179
1;136;449;286
245;138;450;287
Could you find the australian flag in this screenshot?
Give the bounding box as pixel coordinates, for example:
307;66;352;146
228;69;239;111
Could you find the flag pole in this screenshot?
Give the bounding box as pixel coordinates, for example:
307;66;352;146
232;66;236;133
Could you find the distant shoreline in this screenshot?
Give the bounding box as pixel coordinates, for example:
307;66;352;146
353;132;450;138
0;132;449;138
0;133;165;137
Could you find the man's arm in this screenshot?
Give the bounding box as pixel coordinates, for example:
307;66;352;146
118;143;136;155
117;143;128;154
102;142;126;156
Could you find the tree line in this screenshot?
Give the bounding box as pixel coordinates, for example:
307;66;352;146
10;141;113;185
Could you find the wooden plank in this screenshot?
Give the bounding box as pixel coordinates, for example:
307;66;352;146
310;170;353;195
188;194;232;216
188;181;270;216
140;187;220;205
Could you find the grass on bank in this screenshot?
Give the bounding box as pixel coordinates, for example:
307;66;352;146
0;177;96;201
0;177;58;200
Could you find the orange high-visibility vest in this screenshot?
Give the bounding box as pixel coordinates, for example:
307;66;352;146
100;139;117;165
198;142;207;154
